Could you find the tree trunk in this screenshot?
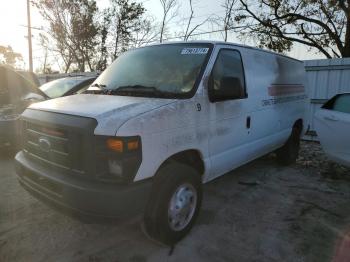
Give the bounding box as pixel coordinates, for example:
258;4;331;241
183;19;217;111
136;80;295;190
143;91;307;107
160;18;165;43
64;59;72;73
342;18;350;57
224;26;228;42
114;32;119;59
114;19;121;59
43;50;47;73
86;54;93;71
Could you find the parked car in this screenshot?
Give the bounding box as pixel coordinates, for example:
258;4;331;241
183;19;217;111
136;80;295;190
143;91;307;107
0;65;47;148
15;42;307;244
16;70;41;87
315;93;350;167
39;76;96;99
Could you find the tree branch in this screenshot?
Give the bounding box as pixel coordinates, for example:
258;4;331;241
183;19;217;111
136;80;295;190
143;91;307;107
266;2;343;53
237;0;348;58
239;0;333;57
184;0;194;40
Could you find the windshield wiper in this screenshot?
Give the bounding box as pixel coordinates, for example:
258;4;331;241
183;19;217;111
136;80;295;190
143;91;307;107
84;84;179;98
113;85;178;98
91;83;107;88
83;89;104;94
83;83;108;94
116;85;158;92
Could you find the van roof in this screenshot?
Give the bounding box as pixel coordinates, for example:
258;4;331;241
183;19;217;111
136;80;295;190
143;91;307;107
147;40;302;63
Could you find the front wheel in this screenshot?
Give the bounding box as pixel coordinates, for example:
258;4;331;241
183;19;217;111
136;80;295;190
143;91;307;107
143;162;202;245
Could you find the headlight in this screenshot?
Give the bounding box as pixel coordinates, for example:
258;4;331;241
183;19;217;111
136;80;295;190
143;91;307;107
108;159;123;177
95;136;142;184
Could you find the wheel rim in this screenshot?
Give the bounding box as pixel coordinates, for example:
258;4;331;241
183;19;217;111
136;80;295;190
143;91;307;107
168;183;197;232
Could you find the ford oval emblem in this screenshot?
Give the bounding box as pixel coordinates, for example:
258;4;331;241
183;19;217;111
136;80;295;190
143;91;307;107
38;137;51;152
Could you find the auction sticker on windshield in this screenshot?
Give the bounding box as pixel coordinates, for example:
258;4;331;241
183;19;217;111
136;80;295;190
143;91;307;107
181;48;209;55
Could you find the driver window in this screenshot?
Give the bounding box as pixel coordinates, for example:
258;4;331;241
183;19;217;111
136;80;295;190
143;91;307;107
211;49;246;98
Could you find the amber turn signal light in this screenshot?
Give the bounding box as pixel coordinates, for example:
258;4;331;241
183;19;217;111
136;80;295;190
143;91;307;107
106;139;123;153
127;140;139;151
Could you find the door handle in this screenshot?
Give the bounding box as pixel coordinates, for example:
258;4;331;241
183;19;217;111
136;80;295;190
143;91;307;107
246;116;251;129
324;115;338;121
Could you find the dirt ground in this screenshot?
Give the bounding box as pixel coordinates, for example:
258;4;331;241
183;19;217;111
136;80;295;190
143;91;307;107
1;141;350;262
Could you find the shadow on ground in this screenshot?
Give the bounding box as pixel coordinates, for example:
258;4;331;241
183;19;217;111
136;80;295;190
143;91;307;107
1;142;350;262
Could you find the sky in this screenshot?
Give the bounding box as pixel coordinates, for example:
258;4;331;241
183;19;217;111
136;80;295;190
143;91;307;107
0;0;324;72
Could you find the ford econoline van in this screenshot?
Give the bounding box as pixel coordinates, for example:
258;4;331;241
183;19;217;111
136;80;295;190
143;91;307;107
15;42;307;244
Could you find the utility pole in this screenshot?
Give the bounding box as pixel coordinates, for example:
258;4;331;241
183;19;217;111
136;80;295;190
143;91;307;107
27;0;33;72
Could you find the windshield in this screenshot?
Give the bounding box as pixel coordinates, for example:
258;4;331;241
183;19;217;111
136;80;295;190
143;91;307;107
87;44;212;98
40;77;91;98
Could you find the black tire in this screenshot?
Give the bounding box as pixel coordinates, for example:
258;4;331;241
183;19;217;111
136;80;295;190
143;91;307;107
276;127;301;165
143;162;202;245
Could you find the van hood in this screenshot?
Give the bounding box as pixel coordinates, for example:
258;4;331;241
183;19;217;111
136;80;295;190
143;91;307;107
29;94;176;135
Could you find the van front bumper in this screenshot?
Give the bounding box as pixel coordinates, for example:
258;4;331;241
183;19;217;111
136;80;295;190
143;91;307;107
15;151;152;220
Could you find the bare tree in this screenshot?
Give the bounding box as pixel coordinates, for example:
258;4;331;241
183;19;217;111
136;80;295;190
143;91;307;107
110;0;146;59
132;17;160;47
159;0;179;43
0;45;23;67
208;0;236;42
37;32;73;73
222;0;236;42
37;33;50;73
183;0;211;41
183;0;195;40
96;9;111;71
33;0;99;72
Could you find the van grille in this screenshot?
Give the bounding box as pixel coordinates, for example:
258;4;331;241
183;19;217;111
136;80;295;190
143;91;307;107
23;121;83;173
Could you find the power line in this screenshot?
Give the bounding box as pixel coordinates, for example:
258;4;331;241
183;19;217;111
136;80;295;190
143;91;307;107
27;0;33;72
19;24;44;30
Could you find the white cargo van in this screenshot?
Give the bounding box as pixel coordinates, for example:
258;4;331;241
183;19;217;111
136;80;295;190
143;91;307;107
15;42;307;244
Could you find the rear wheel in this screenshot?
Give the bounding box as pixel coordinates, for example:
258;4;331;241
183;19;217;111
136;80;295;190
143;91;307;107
143;162;202;245
276;126;301;165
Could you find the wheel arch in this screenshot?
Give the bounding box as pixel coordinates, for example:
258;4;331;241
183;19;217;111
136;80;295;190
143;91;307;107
293;118;303;136
155;149;205;179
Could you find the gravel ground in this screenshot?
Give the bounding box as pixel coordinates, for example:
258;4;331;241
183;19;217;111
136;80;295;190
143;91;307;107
1;141;350;262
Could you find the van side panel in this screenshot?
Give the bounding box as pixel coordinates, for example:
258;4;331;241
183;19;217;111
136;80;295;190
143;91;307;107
245;48;307;143
245;48;307;157
206;45;307;181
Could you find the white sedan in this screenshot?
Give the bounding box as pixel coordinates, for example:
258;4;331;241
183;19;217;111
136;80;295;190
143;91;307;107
315;93;350;167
